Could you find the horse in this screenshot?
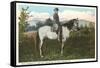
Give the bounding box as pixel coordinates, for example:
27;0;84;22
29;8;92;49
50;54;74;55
37;18;79;58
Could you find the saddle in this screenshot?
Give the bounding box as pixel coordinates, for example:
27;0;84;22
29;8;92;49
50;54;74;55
51;25;62;42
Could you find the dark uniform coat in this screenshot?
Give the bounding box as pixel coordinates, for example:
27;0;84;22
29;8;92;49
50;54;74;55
53;13;60;25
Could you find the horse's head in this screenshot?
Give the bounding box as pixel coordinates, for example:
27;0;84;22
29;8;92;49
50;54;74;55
71;18;80;31
62;18;80;31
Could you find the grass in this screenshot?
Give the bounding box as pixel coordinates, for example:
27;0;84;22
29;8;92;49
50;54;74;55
19;27;95;62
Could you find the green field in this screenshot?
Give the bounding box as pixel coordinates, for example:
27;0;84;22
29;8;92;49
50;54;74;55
19;27;95;62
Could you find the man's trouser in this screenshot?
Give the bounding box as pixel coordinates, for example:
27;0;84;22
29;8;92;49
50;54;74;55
57;24;62;43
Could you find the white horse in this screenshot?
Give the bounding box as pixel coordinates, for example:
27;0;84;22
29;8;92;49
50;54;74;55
37;18;79;57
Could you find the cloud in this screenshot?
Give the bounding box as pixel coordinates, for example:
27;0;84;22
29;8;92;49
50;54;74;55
29;10;95;22
29;12;50;21
59;10;96;22
17;9;96;23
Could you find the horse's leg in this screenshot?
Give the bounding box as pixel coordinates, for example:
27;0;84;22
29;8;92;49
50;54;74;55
61;42;64;56
39;40;44;58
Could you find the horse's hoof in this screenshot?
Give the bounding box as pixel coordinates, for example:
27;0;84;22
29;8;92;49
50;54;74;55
61;53;63;56
41;55;44;58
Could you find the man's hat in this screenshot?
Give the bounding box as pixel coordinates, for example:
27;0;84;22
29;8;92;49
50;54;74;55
54;8;59;11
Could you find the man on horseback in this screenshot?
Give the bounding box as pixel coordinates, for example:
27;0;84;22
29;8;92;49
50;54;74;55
52;8;62;41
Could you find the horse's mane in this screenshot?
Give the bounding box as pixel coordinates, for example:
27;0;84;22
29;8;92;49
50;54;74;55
62;19;77;30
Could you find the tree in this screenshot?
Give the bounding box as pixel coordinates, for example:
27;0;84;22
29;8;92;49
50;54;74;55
18;6;31;42
45;18;53;26
19;6;30;33
36;21;44;29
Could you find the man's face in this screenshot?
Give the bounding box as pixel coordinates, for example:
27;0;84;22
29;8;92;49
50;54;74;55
54;10;58;13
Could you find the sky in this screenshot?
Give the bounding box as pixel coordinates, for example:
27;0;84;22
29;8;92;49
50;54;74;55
17;3;96;25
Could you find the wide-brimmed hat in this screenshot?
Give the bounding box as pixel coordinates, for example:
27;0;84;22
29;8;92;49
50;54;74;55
54;8;59;11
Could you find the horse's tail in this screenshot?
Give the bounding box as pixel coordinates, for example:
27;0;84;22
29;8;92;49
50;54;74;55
36;30;40;47
36;30;40;56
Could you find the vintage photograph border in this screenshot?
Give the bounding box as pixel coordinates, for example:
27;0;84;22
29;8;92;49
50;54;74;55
10;1;98;67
